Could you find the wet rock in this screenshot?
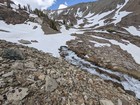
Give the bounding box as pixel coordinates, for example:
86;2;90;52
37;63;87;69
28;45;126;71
33;26;37;29
7;87;29;101
18;39;31;44
126;90;136;97
100;99;114;105
45;75;58;92
2;48;25;60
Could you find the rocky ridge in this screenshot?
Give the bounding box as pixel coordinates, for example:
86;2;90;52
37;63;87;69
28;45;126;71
0;40;139;105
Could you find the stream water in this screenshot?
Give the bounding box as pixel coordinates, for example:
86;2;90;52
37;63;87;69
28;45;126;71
59;46;140;99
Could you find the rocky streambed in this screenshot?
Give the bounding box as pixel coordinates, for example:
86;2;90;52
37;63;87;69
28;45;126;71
59;46;140;99
0;40;140;105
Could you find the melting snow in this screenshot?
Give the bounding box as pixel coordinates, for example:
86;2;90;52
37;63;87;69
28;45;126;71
76;8;83;17
84;10;114;28
0;20;84;57
112;0;131;24
124;26;140;36
90;40;111;47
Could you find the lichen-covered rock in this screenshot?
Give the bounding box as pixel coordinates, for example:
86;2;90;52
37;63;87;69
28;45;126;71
2;48;25;60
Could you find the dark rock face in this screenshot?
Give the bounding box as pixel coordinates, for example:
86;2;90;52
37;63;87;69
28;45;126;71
0;6;29;24
2;48;25;60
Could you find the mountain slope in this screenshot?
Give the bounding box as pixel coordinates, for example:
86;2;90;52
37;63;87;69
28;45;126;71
46;0;140;95
46;0;140;36
1;0;140;102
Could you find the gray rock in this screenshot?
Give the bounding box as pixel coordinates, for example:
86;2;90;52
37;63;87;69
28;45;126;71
45;75;58;92
34;17;43;24
0;95;3;101
18;39;31;44
24;61;36;71
11;62;24;70
0;57;3;61
56;78;66;86
2;71;14;77
7;87;29;101
33;26;38;29
100;99;114;105
0;79;5;88
121;98;131;105
2;48;25;60
31;40;38;43
118;99;122;105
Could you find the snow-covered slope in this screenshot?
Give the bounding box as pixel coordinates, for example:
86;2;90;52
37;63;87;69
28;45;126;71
46;0;140;36
0;20;84;57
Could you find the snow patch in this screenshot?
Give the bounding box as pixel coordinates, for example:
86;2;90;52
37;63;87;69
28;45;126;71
90;40;111;47
112;0;131;24
124;26;140;36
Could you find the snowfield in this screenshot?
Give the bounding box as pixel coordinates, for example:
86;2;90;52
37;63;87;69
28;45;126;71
0;20;82;57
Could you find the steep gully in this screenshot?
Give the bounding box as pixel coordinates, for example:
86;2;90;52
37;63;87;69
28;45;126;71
59;46;140;99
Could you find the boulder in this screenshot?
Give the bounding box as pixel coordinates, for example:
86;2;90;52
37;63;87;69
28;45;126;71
100;99;114;105
45;75;58;92
2;71;14;77
118;99;122;105
31;40;38;43
0;57;3;61
7;87;29;101
11;62;24;70
33;26;38;29
2;48;25;60
18;39;31;44
24;61;36;71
